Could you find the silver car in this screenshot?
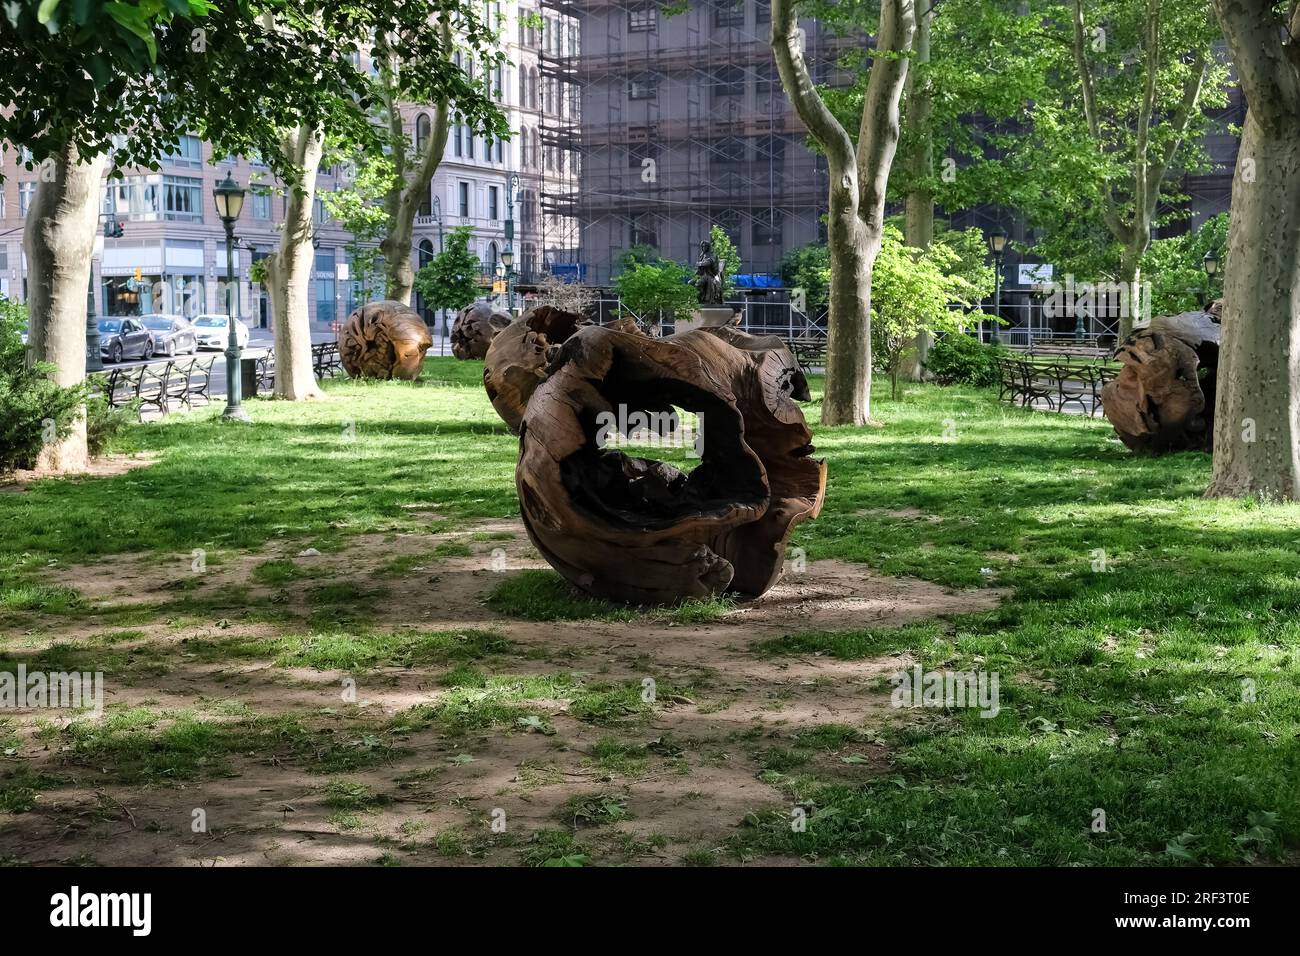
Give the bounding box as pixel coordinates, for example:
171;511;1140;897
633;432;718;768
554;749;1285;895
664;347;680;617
192;314;250;350
139;314;198;357
98;317;154;363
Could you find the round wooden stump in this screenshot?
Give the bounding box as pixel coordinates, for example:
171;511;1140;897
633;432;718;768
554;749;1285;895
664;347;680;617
1101;309;1221;453
450;302;513;360
512;323;825;604
339;301;433;381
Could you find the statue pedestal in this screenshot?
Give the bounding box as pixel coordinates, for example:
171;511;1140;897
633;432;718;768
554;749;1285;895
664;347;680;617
676;307;739;335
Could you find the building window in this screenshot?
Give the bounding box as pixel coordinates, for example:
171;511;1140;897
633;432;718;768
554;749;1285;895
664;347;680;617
313;197;327;224
252;190;272;219
488;186;499;221
458;181;470;218
418;239;435;269
630;215;656;247
529;68;539;109
463;126;474;160
454;125;464;158
629;142;659;169
714;0;745;27
628;72;658;101
19;182;35;217
164;134;202;168
495;138;505;164
315;248;335;274
716;209;743;247
757;64;778;95
316;278;336;325
712;66;745;100
716;136;747;163
163;175;202;221
628;5;657;32
756;134;787;161
416;113;432;150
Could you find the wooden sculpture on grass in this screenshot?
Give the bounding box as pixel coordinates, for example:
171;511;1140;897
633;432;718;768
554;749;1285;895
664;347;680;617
339;300;433;381
450;302;513;360
1101;306;1221;453
498;319;825;603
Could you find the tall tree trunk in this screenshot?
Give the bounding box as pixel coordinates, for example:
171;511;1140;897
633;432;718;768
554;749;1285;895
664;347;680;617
1117;249;1145;340
902;4;934;382
823;191;875;423
377;21;453;305
773;0;916;426
1205;0;1300;499
264;124;325;401
23;146;107;473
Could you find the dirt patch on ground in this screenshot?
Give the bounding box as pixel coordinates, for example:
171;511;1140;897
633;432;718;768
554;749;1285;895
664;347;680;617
0;453;160;494
0;519;1002;867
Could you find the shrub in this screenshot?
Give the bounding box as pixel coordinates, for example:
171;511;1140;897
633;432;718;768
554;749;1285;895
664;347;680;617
0;297;85;473
924;333;1004;388
85;385;137;457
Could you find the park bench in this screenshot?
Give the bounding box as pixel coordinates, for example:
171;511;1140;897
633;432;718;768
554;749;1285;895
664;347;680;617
786;334;828;371
98;354;218;418
312;341;343;378
997;356;1119;417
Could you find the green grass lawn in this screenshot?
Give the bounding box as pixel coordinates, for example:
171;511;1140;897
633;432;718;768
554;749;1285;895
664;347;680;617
1;357;1297;865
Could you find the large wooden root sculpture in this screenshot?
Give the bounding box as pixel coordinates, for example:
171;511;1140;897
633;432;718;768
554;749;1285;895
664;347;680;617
483;305;590;434
514;324;825;603
450;302;513;360
1101;309;1221;453
340;300;433;380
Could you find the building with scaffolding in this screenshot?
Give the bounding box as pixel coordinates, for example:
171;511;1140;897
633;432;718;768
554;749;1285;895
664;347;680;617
539;0;836;287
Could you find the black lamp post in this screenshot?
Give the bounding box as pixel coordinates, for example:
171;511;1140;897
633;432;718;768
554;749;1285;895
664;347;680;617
1202;248;1220;308
505;173;520;315
502;245;516;315
431;195;444;252
213;172;249;422
987;229;1007;345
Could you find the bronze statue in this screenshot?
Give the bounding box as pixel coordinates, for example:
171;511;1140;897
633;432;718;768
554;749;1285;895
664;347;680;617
694;240;723;306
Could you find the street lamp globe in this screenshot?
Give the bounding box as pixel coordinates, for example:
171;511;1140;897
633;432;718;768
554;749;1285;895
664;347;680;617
987;229;1008;257
1202;249;1220;277
213;172;246;225
501;247;514;269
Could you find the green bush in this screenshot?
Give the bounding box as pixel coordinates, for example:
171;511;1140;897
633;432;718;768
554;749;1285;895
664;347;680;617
924;332;1004;388
0;297;86;473
85;386;138;457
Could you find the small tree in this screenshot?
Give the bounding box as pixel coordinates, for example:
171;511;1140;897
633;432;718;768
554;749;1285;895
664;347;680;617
708;225;742;299
413;226;481;317
1139;213;1228;316
320;154;395;308
872;227;989;399
780;242;832;308
613;260;697;327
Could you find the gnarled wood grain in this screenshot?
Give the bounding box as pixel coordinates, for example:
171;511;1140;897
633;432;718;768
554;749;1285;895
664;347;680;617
340;300;432;380
515;324;824;603
450;302;513;360
1101;309;1221;453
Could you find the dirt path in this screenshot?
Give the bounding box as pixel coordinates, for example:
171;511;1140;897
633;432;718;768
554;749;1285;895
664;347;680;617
0;520;1002;866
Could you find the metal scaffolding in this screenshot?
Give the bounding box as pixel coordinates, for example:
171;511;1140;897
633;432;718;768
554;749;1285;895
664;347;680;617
539;0;838;286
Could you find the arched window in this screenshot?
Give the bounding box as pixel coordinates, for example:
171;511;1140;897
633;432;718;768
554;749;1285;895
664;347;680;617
418;239;435;269
531;130;540;168
529;68;539;109
519;67;528;106
487;241;499;273
415;114;431;150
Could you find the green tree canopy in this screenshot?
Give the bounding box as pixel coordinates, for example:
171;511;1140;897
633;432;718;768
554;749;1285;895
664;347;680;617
413;226;480;314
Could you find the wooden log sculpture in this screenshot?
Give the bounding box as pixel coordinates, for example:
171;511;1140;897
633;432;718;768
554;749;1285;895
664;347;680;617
340;300;433;381
1101;309;1221;453
450;302;513;360
483;305;590;433
514;323;825;603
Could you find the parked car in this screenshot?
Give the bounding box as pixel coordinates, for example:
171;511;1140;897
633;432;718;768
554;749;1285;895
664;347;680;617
192;314;250;350
139;314;198;357
98;317;154;363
